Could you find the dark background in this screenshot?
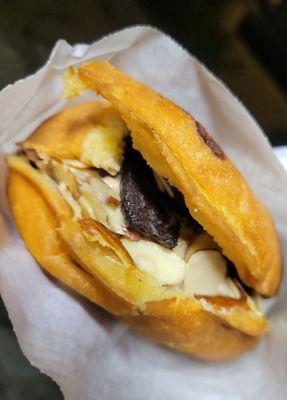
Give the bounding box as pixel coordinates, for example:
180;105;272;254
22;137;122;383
0;0;286;398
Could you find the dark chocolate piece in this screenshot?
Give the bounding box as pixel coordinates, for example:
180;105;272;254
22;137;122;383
120;147;179;249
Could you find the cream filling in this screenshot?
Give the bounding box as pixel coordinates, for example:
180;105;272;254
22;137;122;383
121;238;240;299
51;159;243;299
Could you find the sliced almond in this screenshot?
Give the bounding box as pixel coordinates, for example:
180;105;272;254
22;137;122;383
121;238;186;286
52;160;79;197
102;174;121;200
185;233;218;261
80;179;126;235
184;250;241;299
58;182;82;219
63;159;88;169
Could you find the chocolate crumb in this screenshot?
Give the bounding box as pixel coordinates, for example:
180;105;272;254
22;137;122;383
196;121;225;159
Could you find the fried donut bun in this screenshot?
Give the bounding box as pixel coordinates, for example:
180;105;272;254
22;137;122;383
6;61;282;361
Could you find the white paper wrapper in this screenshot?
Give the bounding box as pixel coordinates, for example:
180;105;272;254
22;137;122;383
1;26;287;400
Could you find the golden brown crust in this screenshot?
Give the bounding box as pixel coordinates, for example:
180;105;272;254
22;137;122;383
124;299;259;361
20;101;121;165
73;61;282;296
7;155;268;360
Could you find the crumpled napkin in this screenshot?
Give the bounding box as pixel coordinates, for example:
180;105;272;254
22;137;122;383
1;26;287;400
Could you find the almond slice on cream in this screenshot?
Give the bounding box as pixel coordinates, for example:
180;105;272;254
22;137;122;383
185;233;218;261
121;239;186;286
102;174;121;201
58;182;82;219
80;179;126;235
184;250;241;299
